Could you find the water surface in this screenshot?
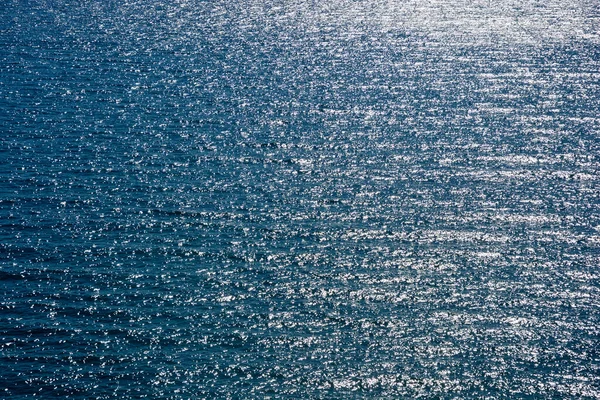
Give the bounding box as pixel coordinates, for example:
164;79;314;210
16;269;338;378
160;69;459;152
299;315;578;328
1;0;599;398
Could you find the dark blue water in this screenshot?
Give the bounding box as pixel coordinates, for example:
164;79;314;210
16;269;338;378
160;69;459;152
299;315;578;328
1;0;599;398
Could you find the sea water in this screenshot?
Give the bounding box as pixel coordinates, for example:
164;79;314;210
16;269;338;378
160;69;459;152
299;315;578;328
1;0;599;398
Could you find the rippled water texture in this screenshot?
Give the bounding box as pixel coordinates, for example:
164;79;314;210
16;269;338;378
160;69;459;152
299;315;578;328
1;0;599;398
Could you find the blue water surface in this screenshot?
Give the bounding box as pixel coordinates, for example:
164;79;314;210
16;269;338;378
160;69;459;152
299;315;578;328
1;0;599;398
